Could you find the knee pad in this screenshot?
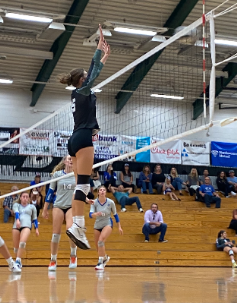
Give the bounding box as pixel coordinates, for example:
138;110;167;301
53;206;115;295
14;248;18;254
19;242;26;249
0;236;5;247
229;249;234;256
75;175;90;202
52;234;61;243
98;240;105;247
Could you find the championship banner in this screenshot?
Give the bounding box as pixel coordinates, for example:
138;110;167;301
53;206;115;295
52;131;72;157
150;139;181;164
19;129;54;156
136;137;150;163
0;127;20;155
211;141;237;167
181;140;210;165
93;134;120;160
119;135;137;161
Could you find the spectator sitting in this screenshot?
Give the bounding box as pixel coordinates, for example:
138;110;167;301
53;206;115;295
138;165;153;194
29;188;43;219
227;170;237;193
199;169;212;185
199;177;221;208
151;164;165;194
91;168;101;190
216;230;237;268
104;164;117;191
111;185;143;213
30;173;43;193
228;209;237;236
3;185;19;223
120;163;135;193
169;167;187;195
217;171;236;198
186;168;200;196
163;177;181;201
142;203;168;243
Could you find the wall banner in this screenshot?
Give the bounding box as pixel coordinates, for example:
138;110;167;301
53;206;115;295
211;141;237;167
181;140;210;166
150;139;181;164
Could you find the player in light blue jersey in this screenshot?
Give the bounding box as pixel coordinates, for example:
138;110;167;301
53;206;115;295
43;155;78;271
12;192;39;273
90;186;123;270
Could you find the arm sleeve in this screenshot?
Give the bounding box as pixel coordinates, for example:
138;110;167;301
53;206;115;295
13;203;19;214
33;219;38;229
49;173;58;191
158;212;164;223
111;201;117;216
139;172;144;182
144;211;150;223
3;197;8;207
216;238;225;249
89;203;95;218
76;50;103;96
31;205;37;222
104;172;108;181
45;188;55;203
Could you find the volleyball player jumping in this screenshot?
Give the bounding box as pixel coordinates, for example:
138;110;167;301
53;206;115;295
59;25;110;249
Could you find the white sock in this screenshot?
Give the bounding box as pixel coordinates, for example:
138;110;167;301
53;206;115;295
51;254;57;261
70;247;77;256
73;216;85;228
16;257;21;263
232;259;235;263
6;257;13;265
99;257;104;264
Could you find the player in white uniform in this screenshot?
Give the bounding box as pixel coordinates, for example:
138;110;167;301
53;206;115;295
0;236;16;271
42;155;78;271
12;192;39;273
90;186;123;270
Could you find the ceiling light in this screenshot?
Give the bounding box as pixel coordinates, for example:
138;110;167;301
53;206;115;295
114;27;156;36
5;12;52;23
65;86;75;90
94;88;102;93
96;28;112;36
194;40;209;48
0;79;13;84
215;39;237;47
151;35;166;42
151;94;184;100
0;16;3;24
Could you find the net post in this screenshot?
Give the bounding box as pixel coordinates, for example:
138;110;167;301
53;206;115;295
209;12;216;124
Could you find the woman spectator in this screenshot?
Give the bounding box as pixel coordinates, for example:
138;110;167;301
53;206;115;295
103;164;117;191
151;164;165;194
163;177;181;201
216;230;237;268
186;168;200;196
29;188;43;219
228;209;237;236
89;186;123;270
139;165;153;194
91;168;101;190
216;171;235;198
12;192;39;273
120;163;135;193
169;167;187;195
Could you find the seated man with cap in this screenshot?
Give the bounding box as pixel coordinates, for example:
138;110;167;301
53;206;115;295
227;170;237;194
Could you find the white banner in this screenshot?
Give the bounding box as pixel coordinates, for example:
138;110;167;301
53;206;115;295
19;129;54;156
118;135;137;161
181;140;210;165
150;139;182;164
93;134;120;160
52;131;72;157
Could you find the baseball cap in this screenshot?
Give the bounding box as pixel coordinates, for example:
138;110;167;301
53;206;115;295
229;170;235;173
35;173;41;177
125;163;129;167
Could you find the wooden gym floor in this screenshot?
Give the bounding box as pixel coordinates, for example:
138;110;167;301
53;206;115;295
0;267;237;303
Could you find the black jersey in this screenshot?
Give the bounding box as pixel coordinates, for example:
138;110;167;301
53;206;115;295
71;49;103;134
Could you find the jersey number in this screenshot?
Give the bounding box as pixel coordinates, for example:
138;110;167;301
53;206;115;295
71;98;76;113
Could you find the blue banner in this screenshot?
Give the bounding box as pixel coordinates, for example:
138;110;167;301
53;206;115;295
136;137;150;162
211;141;237;167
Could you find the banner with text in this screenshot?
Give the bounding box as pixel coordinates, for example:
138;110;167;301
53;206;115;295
150;139;181;164
19;129;54;156
118;135;137;161
0;127;20;155
52;131;72;157
93;134;120;160
181;140;210;165
136;137;151;163
211;141;237;167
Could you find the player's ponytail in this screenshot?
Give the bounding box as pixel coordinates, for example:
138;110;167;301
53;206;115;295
58;68;85;87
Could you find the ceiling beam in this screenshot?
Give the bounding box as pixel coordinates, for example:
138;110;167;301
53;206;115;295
193;62;237;119
0;46;53;59
114;0;199;114
30;0;90;107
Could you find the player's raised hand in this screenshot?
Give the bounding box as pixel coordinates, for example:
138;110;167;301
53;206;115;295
97;24;105;51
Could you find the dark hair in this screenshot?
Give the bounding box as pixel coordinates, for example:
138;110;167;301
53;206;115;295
219;171;227;180
154;164;162;173
59;68;85;87
122;166;131;177
151;203;158;208
143;165;150;174
106;164;113;176
217;230;225;238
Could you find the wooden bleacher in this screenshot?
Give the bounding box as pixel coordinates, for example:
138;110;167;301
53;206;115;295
0;182;236;267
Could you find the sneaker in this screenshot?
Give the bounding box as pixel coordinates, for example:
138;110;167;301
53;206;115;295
144;240;149;243
231;191;237;196
69;256;77;269
8;259;15;272
15;260;22;269
66;225;90;250
95;262;104;271
48;260;57;271
159;239;168;243
232;262;237;268
103;255;110;268
139;208;144;212
121;208;127;212
12;262;22;274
